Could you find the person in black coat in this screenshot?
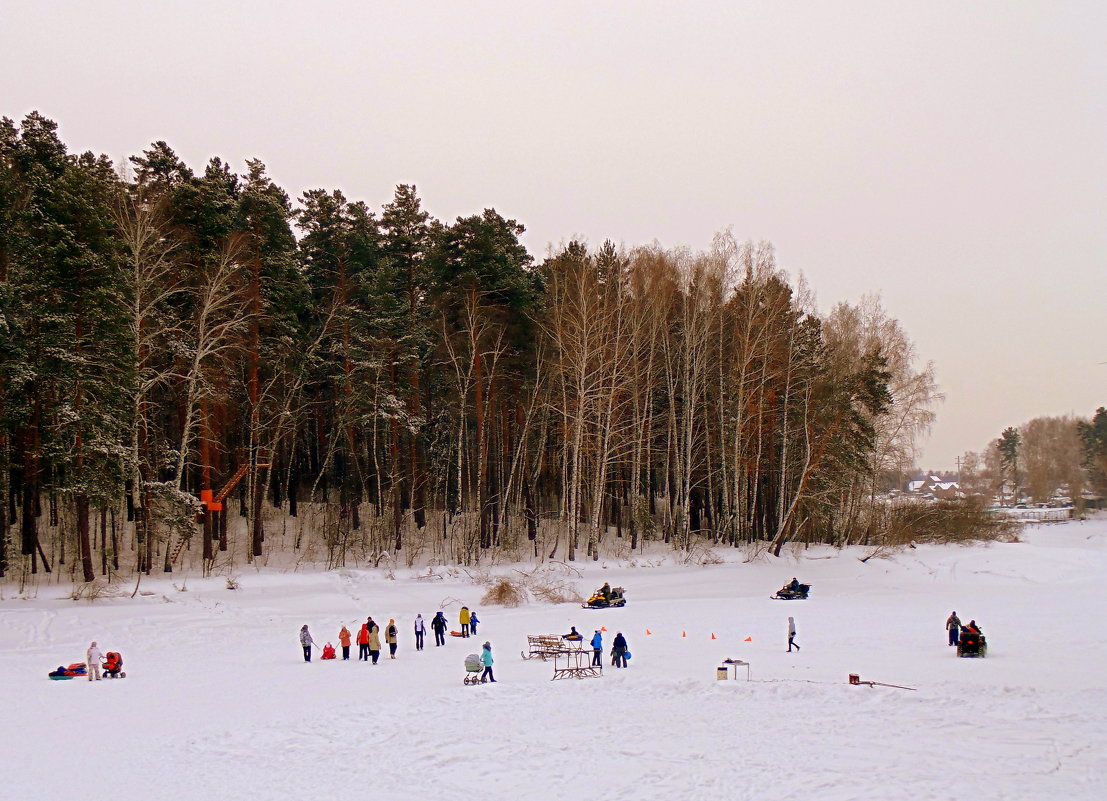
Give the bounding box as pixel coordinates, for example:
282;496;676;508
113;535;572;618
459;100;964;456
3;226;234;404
612;632;628;668
430;611;448;646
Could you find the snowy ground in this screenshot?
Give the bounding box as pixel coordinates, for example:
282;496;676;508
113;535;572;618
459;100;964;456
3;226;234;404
3;520;1106;801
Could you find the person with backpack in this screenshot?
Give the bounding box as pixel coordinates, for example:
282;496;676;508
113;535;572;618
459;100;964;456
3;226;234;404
946;611;962;646
480;641;496;683
357;622;370;661
338;625;352;660
590;629;603;667
86;641;103;681
414;614;426;651
787;617;800;652
386;619;398;659
460;606;471;638
368;620;382;664
612;632;628;668
431;611;448;647
299;625;317;662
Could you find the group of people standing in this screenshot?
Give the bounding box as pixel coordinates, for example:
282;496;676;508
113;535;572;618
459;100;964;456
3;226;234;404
298;607;480;663
563;627;630;668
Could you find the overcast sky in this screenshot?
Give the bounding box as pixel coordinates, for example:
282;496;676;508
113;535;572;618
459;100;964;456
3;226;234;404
3;0;1104;469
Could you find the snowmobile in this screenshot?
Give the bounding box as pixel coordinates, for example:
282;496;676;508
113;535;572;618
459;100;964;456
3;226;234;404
772;582;811;600
101;651;126;678
582;586;626;609
956;629;987;658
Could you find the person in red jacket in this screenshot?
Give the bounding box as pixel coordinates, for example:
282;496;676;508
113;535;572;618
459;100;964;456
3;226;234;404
356;623;370;661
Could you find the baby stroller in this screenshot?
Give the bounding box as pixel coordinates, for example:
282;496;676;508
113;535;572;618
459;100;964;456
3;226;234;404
101;651;126;679
463;653;485;685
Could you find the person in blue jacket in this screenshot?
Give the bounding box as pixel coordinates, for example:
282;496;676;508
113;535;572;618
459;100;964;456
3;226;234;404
590;629;603;666
480;641;496;683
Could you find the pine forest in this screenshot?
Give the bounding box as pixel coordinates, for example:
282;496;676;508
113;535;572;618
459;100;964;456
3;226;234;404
0;112;944;585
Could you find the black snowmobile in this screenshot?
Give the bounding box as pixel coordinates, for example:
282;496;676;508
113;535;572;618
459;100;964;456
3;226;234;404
772;582;811;600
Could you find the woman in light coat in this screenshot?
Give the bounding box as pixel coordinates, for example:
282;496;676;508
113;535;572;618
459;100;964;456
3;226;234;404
385;619;398;659
368;622;382;664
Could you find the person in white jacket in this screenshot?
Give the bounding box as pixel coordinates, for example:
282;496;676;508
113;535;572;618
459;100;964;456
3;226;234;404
87;642;103;681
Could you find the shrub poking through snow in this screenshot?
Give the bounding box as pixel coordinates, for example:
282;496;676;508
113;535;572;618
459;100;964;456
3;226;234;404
481;576;528;607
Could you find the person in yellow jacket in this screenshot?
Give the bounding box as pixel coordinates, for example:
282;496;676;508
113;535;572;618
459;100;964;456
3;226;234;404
385;619;398;659
460;606;471;638
368;622;382;664
338;625;352;661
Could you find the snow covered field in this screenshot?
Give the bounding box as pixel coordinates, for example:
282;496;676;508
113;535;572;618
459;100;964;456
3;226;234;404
3;520;1106;801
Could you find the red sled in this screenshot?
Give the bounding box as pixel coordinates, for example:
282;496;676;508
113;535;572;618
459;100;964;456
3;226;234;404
320;643;337;660
450;630;467;637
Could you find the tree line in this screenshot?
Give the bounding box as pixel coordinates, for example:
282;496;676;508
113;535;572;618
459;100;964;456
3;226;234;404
0;112;942;584
959;408;1107;508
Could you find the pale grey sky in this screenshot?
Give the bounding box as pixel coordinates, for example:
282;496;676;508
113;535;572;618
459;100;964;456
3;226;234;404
3;0;1104;469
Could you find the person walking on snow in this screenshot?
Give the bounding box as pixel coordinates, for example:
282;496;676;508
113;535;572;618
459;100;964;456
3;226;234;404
87;641;103;681
368;621;382;664
386;619;398;659
299;625;317;662
431;612;448;646
460;606;471;638
469;610;480;635
480;641;496;683
787;617;800;652
338;625;352;660
414;614;426;651
612;632;628;668
357;623;370;661
946;611;962;646
591;630;603;667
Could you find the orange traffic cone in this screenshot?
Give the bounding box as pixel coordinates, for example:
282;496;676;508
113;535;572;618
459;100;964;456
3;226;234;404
744;636;752;642
711;633;717;640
